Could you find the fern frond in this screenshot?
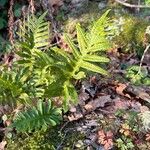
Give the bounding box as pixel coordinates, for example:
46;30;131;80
17;12;50;69
49;10;112;110
12;100;62;132
76;24;88;54
83;55;110;62
0;69;28;105
81;61;108;75
64;34;80;59
139;111;150;131
63;81;78;112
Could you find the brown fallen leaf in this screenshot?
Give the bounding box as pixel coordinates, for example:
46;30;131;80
140;106;150;113
84;95;112;112
114;98;130;111
116;83;131;98
97;130;113;150
68;113;83;121
0;141;6;150
146;133;150;141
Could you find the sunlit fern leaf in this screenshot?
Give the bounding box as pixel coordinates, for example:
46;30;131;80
83;55;110;63
51;47;72;64
64;34;80;59
63;82;70;112
51;10;112;110
81;61;108;75
62;81;78;112
0;66;49;106
16;13;51;70
76;24;88;54
88;9;111;48
18;12;50;52
12;100;62;132
33;50;54;68
139;111;150;131
0;69;26;105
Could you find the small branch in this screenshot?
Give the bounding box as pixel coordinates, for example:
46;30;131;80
138;43;150;74
115;0;150;8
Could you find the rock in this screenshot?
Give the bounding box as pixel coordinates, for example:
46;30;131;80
98;2;106;10
84;139;91;145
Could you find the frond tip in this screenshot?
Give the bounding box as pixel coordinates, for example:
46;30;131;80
139;111;150;131
12;100;62;132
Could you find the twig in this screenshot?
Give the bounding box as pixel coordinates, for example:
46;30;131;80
138;43;150;74
8;0;14;45
56;128;76;150
59;121;70;133
28;0;35;14
115;0;150;8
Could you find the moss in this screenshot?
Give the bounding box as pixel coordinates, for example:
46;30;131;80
6;129;58;150
63;2;149;57
113;15;149;56
6;126;85;150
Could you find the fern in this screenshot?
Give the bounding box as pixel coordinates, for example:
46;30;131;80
47;10;112;110
0;67;48;106
12;100;62;132
139;111;150;131
0;11;113;132
16;12;51;69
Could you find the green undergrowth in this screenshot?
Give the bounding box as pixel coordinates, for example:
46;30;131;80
113;15;149;57
6;126;85;150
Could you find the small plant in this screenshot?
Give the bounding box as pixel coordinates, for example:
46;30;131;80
116;136;135;150
12;100;62;132
125;65;150;85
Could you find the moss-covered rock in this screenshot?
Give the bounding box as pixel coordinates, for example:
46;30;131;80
113;15;149;56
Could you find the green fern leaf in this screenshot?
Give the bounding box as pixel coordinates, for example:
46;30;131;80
64;34;80;59
81;61;108;75
12;100;62;132
83;55;110;62
76;24;88;54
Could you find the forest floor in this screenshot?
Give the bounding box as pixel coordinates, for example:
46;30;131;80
0;0;150;150
57;50;150;150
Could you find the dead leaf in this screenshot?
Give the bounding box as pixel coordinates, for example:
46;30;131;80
146;133;150;141
84;95;112;112
97;130;113;150
49;0;63;7
0;141;6;150
119;123;131;137
114;98;131;111
78;90;90;106
68;113;83;121
116;83;131;98
140;106;150;113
